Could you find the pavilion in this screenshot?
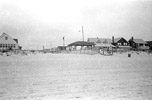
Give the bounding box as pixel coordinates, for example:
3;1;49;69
67;41;95;50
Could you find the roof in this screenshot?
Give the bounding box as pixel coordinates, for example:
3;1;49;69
0;33;19;44
114;37;123;43
146;41;152;46
133;39;146;44
88;38;98;43
88;38;112;43
68;41;95;46
0;33;7;39
146;41;152;43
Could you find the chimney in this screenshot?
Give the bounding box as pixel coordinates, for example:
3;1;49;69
131;36;134;41
112;36;114;44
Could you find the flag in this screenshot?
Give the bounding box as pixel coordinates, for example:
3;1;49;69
63;36;64;40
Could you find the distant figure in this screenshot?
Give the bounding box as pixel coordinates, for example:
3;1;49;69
128;53;131;57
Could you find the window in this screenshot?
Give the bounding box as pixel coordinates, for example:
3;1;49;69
10;44;15;48
11;44;13;48
124;43;127;45
3;44;5;48
0;44;2;47
13;44;15;48
5;37;8;40
118;43;121;45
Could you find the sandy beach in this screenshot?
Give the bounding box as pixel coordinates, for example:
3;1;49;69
0;52;152;100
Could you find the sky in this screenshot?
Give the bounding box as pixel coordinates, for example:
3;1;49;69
0;0;152;49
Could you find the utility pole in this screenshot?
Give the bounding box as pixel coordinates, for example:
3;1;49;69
82;26;84;41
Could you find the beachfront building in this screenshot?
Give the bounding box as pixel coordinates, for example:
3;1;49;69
57;46;66;51
112;37;131;50
128;37;149;51
146;41;152;50
88;37;115;55
67;41;95;50
88;37;115;48
0;33;20;51
88;37;112;44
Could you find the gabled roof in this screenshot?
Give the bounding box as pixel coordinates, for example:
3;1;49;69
0;33;7;39
133;39;146;44
96;39;101;43
100;38;112;43
68;41;95;46
0;33;19;44
114;37;123;43
88;38;112;43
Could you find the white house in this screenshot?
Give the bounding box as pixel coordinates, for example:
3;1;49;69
0;33;20;50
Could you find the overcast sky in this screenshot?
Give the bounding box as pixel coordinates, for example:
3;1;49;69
0;0;152;49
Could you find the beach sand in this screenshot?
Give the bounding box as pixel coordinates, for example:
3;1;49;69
0;52;152;100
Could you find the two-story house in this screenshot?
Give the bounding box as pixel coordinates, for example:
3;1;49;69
112;36;131;50
0;33;20;51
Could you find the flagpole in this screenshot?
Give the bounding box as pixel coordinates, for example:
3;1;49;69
82;26;84;41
